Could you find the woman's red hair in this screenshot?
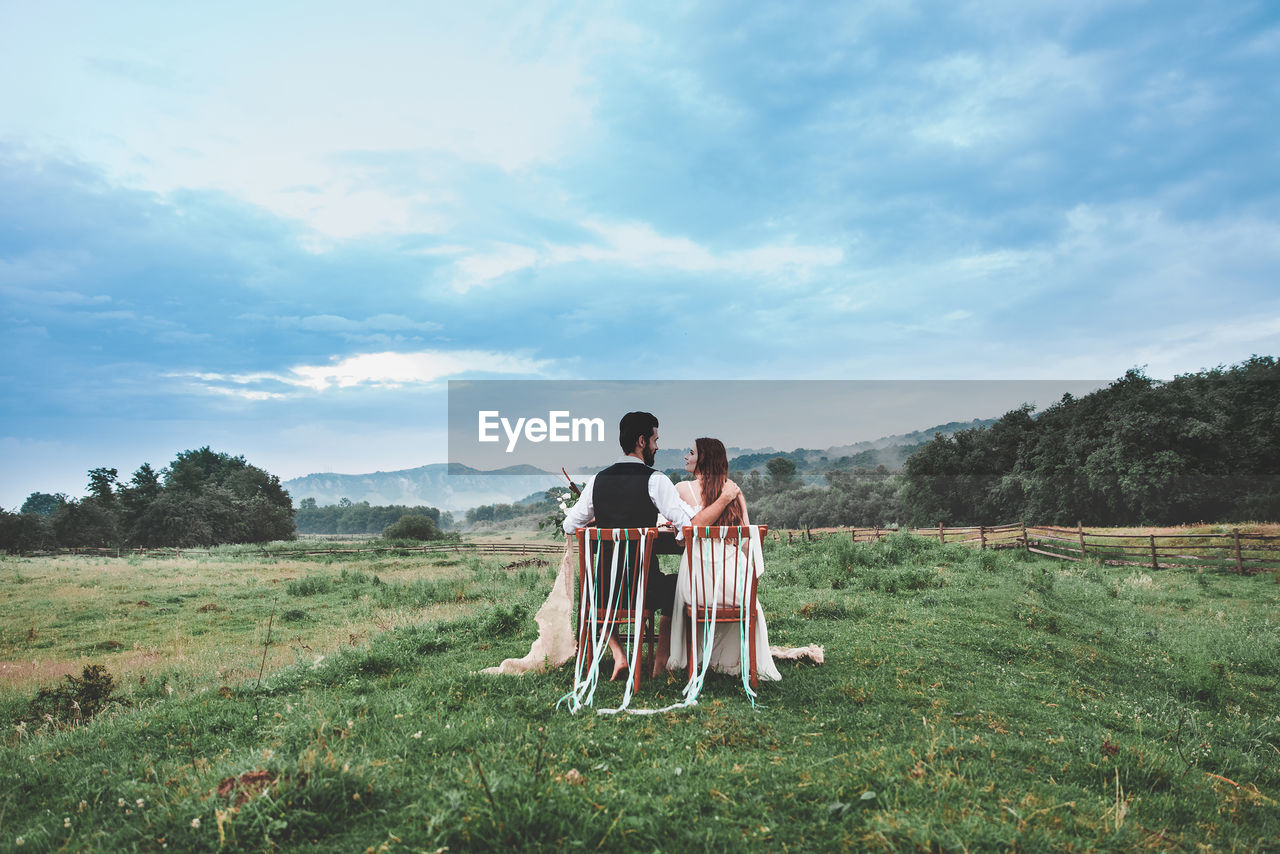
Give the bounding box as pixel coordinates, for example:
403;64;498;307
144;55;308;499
695;437;743;525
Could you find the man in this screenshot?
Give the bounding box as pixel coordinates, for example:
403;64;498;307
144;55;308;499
563;411;741;678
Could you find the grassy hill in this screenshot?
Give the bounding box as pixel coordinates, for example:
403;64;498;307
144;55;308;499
2;537;1276;850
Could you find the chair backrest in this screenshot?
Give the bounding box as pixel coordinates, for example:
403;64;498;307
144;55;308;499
574;527;658;614
680;525;768;609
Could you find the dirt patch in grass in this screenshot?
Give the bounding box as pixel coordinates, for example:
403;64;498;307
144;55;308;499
0;648;166;689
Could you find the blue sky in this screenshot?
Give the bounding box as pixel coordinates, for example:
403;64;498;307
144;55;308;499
3;1;1279;508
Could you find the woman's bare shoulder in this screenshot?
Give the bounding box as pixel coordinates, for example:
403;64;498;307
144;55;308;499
675;479;701;505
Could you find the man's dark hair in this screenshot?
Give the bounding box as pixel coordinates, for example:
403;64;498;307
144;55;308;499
619;411;659;454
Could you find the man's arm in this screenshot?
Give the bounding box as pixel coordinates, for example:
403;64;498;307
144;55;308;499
690;480;741;527
561;476;596;534
650;474;742;530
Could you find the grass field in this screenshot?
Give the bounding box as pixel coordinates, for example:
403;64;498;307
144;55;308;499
2;534;1278;851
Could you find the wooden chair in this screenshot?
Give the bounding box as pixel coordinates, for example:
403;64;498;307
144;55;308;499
681;525;768;692
573;527;659;695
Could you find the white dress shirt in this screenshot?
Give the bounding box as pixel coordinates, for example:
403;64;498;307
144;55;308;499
562;456;698;536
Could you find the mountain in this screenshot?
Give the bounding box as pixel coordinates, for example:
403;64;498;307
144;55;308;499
282;420;996;510
284;464;563;512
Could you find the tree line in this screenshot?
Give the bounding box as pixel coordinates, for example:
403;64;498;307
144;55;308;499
295;498;451;538
693;357;1278;530
899;356;1280;526
1;447;295;552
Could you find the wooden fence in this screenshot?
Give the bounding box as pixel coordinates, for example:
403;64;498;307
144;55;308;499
47;540;566;560
778;523;1280;574
39;527;1280;573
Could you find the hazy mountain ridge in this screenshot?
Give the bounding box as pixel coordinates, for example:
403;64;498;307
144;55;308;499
283;421;988;510
284;465;563;512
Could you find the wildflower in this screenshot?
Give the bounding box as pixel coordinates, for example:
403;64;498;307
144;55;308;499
118;798;126;808
77;800;87;812
64;817;71;828
15;837;23;846
191;817;200;829
352;792;361;801
136;798;145;808
412;731;423;739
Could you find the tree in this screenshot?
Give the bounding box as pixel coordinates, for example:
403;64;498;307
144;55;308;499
765;457;798;491
383;514;443;541
20;493;66;516
86;468;120;504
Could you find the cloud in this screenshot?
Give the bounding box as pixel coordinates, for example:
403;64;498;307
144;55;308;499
177;349;553;398
246;313;443;335
450;219;843;291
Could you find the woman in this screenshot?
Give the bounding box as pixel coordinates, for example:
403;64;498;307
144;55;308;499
668;438;782;681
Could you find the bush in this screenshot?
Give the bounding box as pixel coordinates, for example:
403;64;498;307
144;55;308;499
24;664;122;728
382;514;443;541
286;575;331;596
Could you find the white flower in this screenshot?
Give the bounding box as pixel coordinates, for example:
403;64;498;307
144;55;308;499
63;817;71;828
136;798;145;808
118;798;126;808
191;817;201;829
412;731;423;739
15;837;23;846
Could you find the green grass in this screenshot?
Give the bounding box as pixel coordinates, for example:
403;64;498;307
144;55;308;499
2;535;1278;851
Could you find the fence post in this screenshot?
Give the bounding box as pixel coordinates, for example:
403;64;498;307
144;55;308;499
1149;534;1158;570
979;526;987;550
1077;523;1087;559
1232;528;1243;573
1021;521;1028;552
938;522;945;544
874;525;880;542
788;531;793;545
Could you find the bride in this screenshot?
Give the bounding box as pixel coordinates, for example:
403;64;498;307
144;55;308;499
668;438;782;682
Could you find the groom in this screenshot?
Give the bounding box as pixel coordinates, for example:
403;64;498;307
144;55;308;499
563;411;741;676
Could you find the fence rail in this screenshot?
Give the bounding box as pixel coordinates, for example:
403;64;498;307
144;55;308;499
777;523;1280;574
41;540;567;560
33;526;1280;573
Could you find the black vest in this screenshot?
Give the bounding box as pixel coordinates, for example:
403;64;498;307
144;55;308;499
592;461;658;529
589;461;659;587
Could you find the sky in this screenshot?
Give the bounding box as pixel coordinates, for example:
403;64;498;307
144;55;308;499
3;1;1279;509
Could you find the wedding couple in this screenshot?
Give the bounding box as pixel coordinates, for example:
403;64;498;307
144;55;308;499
561;411;782;683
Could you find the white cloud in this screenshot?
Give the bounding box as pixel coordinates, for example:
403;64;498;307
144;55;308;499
0;5;599;239
252;314;443;335
910;43;1104;149
451;219;844;291
176;348;551;398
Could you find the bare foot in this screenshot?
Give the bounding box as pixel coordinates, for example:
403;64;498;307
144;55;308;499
607;633;628;681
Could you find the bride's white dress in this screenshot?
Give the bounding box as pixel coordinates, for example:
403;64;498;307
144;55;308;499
667;513;783;682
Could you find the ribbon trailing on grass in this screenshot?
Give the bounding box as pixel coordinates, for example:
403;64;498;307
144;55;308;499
625;525;767;716
559;529;649;715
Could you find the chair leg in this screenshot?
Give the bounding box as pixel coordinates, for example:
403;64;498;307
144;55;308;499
686;614;695;686
749;613;759;692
